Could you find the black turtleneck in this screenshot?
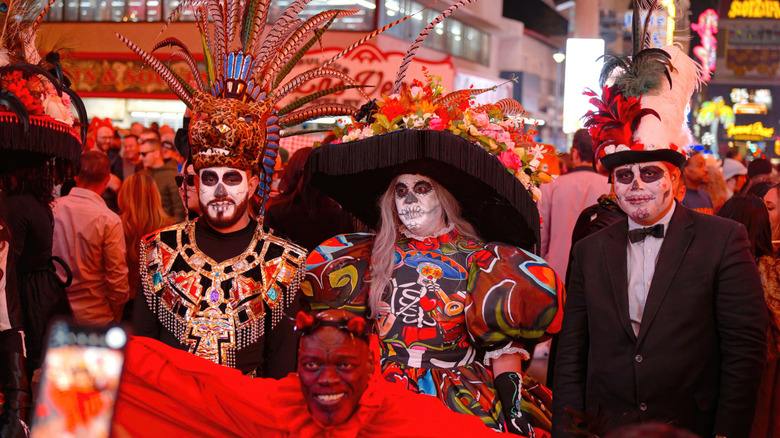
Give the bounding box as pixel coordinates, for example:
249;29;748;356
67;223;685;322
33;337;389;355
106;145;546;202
133;216;299;378
194;217;257;262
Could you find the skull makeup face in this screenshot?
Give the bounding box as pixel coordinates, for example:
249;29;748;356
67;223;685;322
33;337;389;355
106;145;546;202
394;174;446;238
198;167;254;230
613;161;678;225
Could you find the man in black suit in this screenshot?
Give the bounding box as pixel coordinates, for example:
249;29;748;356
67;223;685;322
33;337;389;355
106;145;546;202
551;45;767;438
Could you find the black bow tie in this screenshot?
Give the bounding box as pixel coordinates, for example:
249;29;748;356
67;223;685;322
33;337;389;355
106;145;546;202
628;224;665;243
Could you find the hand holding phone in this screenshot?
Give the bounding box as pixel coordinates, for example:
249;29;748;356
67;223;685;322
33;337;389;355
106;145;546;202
30;321;127;438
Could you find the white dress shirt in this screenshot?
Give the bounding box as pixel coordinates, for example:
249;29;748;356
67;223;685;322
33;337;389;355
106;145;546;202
626;203;676;336
53;187;130;325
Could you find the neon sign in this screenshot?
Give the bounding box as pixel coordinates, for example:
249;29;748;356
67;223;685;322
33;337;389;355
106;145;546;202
727;122;775;139
691;9;718;79
662;0;676;45
728;0;780;19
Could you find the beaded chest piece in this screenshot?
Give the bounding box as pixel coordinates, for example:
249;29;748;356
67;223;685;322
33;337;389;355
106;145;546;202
141;220;306;368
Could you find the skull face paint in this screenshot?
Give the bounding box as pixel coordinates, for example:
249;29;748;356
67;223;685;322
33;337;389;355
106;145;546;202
198;167;251;230
394;174;446;238
613;161;676;225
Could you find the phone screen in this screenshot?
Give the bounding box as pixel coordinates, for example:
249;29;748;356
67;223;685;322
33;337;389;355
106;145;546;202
30;320;127;438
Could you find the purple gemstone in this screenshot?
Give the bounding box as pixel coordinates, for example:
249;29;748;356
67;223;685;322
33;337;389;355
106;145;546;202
209;290;219;303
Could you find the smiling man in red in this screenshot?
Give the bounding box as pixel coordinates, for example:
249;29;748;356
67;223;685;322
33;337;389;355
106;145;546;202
113;310;496;437
296;311;374;427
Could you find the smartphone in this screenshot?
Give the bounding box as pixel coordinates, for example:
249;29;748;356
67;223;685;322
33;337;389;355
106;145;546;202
30;320;128;438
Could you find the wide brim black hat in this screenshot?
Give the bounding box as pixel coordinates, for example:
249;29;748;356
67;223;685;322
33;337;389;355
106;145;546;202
0;112;83;172
305;129;540;250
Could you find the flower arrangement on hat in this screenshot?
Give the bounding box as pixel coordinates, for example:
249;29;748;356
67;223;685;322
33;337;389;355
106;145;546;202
1;70;75;126
330;68;553;202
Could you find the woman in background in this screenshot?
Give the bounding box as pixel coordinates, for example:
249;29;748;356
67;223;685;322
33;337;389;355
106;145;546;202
718;194;780;437
0;162;73;379
747;181;780;254
118;173;175;320
704;164;729;214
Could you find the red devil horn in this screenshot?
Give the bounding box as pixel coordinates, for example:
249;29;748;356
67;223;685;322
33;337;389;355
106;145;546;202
347;316;366;335
295;311;316;331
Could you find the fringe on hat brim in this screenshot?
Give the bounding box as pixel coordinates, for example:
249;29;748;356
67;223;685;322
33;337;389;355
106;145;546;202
0;112;82;171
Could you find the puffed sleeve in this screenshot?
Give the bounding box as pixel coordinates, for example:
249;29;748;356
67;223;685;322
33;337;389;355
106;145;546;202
301;233;375;317
466;242;565;354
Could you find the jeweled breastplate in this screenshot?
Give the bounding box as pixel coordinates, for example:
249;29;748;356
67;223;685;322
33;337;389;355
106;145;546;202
141;220;306;368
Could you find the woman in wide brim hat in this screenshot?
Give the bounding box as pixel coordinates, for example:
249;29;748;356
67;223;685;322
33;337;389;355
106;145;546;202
303;70;564;435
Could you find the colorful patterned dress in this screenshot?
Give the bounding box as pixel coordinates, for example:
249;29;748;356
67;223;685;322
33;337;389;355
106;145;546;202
303;230;564;434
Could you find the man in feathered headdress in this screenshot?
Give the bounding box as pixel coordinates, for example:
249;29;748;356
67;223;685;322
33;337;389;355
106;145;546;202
552;6;767;436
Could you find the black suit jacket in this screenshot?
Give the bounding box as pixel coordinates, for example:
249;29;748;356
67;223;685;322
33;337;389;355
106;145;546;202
552;204;767;438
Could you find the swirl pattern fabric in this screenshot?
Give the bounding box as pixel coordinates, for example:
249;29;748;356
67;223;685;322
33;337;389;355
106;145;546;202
303;231;564;434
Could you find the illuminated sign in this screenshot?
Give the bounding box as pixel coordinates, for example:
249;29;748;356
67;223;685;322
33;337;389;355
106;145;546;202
727;0;780;19
623;1;676;47
662;0;676;45
727;122;775;139
67;44;455;106
562;38;605;133
734;102;768;114
730;87;773;111
691;9;718;78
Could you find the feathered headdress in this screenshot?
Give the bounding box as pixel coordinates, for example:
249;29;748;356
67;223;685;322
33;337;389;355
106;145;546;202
117;0;421;209
0;0;87;172
584;0;707;173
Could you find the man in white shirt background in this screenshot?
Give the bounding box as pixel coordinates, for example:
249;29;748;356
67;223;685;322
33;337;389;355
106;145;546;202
539;129;610;280
52;151;130;325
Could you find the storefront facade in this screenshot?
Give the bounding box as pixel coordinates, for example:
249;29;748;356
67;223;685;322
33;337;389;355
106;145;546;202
38;0;567;142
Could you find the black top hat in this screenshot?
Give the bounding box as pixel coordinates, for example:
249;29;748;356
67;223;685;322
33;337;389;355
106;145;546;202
305;129;540;250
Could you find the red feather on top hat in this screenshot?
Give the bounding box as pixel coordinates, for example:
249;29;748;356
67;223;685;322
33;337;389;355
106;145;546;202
583;87;660;174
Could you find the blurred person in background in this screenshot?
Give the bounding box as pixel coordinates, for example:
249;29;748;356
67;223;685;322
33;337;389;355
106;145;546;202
158;124;175;139
93;125;123;212
130;122;145;137
722;157;748;198
704;162;729;214
139;128;161;147
681;152;714;214
95;125;122;178
0;161;73;381
264;147;356;251
52;151;130;325
717;195;780;437
748;158;773;182
540;129;610;280
121;134;142;180
176;162;200;220
118;173;175;321
161;140;184;171
139;138;185;221
748;181;780;254
726;149;744;164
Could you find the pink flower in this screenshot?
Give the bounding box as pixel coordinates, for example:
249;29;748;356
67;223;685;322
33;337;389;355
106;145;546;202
472;111;489;128
429;117;446;131
498;149;523;171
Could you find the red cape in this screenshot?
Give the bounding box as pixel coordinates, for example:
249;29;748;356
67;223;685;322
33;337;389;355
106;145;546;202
113;337;497;438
